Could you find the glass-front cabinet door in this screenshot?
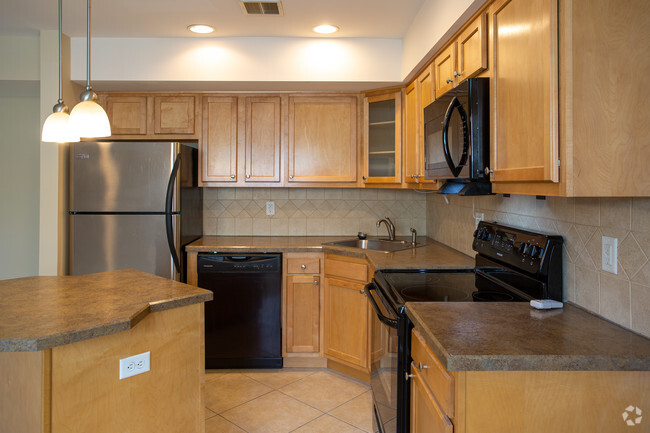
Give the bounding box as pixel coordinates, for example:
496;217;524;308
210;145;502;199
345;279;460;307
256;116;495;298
363;91;402;184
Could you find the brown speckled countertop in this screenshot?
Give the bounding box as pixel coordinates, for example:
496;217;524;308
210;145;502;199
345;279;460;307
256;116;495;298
186;236;474;271
407;302;650;371
0;269;212;352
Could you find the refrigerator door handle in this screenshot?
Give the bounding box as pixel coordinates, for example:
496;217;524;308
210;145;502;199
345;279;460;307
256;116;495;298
166;153;182;275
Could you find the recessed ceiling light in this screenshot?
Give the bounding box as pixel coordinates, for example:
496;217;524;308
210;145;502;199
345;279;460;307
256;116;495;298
313;25;339;34
187;24;215;34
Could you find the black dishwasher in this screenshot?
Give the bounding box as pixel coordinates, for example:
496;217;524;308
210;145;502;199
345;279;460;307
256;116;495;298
197;253;282;368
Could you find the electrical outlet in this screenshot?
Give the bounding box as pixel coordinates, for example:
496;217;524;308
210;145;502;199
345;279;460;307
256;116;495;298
266;201;275;216
119;351;150;380
474;212;484;227
602;236;618;275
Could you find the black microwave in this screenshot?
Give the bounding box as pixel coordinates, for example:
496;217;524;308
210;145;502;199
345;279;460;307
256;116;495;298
423;77;491;195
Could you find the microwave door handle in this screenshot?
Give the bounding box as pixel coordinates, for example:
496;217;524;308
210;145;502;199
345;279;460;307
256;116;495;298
442;97;469;177
364;283;399;329
165;153;182;275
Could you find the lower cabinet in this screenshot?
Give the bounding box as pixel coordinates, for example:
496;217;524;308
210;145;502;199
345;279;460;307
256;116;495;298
411;328;650;433
284;254;321;356
323;254;371;378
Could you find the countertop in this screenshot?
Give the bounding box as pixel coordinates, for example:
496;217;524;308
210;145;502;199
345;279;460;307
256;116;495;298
186;236;474;271
407;302;650;371
0;269;212;352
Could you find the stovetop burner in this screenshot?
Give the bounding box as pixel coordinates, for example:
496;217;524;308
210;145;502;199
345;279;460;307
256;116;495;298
379;270;476;305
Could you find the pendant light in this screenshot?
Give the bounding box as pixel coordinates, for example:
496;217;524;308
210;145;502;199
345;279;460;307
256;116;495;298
69;0;111;138
42;0;80;143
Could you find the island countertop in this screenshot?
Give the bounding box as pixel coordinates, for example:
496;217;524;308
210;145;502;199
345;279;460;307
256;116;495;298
186;235;474;271
407;302;650;371
0;269;212;352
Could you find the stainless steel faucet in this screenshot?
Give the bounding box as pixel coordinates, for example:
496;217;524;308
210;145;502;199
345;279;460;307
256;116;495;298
376;217;395;241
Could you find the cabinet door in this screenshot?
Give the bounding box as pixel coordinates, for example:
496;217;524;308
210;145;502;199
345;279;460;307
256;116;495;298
323;277;368;368
403;82;420;184
201;96;238;183
434;44;456;99
154;95;197;135
105;96;147;135
364;92;402;184
411;363;454;433
456;13;488;82
288;97;357;183
417;66;436;187
245;97;281;183
491;0;559;183
286;276;320;353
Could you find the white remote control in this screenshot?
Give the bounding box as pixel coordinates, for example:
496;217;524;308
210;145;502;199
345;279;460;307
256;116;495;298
530;299;563;310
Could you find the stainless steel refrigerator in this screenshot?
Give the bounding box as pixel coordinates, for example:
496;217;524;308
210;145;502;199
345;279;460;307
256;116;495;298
69;141;202;282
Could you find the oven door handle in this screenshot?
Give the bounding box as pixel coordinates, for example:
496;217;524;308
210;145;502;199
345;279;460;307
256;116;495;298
475;268;544;300
364;283;399;329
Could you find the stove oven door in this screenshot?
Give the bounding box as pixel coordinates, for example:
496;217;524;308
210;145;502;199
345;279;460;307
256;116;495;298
365;281;400;433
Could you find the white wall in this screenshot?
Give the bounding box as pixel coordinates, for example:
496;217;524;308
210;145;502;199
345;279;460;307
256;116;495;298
0;37;41;279
70;37;403;91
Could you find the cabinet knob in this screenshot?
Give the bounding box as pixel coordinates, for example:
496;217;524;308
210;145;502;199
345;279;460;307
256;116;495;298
405;372;415;381
453;71;462;77
418;362;429;371
359;290;365;294
362;176;367;181
446;78;453;84
313;280;319;286
230;175;235;179
301;264;306;270
484;167;493;175
289;175;294;180
246;175;251;179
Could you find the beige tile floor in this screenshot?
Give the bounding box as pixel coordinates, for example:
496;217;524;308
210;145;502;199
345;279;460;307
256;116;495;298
205;368;374;433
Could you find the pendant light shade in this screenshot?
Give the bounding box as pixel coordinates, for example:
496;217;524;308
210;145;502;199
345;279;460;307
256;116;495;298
42;0;80;143
69;0;111;138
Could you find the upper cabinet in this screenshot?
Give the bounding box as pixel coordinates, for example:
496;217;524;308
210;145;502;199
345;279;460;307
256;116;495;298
244;97;282;183
98;93;200;140
433;14;487;99
489;0;559;185
201;96;239;183
488;0;649;196
363;91;402;185
287;96;359;184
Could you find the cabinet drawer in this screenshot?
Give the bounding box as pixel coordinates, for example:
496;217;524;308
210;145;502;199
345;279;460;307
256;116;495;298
287;258;320;274
411;328;455;418
324;258;367;282
411;362;454;433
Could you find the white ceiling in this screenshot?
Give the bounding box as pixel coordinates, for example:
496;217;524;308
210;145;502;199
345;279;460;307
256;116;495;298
0;0;426;39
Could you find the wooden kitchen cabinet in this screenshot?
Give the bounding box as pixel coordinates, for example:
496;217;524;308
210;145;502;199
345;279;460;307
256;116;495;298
201;96;239;183
433;14;487;99
99;93;200;139
287;96;359;184
323;255;371;378
363;91;402;185
285;253;322;355
411;366;454;433
244;97;282;183
489;0;650;196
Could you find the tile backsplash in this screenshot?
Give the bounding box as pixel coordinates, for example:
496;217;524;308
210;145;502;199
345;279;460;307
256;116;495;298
203;188;427;237
426;194;650;338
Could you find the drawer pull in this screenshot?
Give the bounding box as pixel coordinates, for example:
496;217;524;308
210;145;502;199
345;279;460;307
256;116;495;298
418;362;429;371
360;290;365;294
313;280;319;286
405;372;415;381
301;264;306;270
230;175;236;179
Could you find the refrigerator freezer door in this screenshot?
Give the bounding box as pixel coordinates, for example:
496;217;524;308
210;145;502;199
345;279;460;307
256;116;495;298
70;214;176;279
70;142;178;212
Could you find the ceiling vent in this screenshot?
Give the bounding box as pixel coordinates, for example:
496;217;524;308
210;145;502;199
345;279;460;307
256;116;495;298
240;1;284;16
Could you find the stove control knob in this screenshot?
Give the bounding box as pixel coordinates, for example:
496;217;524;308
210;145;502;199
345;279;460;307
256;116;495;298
484;231;492;241
530;245;540;258
473;229;479;239
520;242;529;256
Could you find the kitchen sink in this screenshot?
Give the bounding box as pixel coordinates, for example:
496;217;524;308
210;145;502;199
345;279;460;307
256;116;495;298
324;238;424;253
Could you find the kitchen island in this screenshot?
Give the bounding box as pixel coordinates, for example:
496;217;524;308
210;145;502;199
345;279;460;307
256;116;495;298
406;302;650;433
0;269;212;433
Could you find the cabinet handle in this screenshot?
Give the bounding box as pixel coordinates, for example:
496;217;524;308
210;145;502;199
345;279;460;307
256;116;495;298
359;290;365;294
362;176;367;181
484;167;493;175
230;175;235;179
446;78;453;84
313;280;319;286
246;175;251;179
301;264;306;270
405;372;415;381
453;71;461;77
289;175;294;180
418;362;429;371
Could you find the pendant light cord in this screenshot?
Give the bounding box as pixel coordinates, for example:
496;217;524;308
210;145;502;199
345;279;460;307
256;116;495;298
86;0;91;91
57;0;63;103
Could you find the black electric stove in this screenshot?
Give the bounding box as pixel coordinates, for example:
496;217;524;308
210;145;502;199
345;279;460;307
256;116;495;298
366;221;563;433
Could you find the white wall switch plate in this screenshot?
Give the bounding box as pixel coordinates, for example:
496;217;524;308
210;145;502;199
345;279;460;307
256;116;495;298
266;201;275;216
119;351;150;380
602;236;618;275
